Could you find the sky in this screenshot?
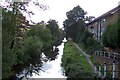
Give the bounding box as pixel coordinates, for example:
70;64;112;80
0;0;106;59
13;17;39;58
0;0;120;27
24;0;120;28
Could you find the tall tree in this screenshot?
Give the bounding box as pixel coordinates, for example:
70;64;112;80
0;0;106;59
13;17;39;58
46;19;64;47
63;5;86;42
14;24;53;76
1;1;64;79
63;5;94;43
1;1;48;79
2;8;17;79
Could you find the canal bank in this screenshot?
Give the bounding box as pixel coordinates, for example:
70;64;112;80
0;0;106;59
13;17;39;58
61;41;94;78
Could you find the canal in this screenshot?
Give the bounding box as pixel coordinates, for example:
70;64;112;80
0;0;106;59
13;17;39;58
19;38;67;79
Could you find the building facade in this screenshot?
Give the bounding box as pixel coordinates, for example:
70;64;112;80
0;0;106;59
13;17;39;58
86;5;120;42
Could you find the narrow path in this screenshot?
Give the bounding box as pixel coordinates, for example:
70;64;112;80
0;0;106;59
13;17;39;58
73;43;95;72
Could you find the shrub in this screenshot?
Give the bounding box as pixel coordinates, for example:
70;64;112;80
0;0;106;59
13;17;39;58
102;20;119;49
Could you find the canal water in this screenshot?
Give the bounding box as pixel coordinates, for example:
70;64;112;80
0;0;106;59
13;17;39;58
19;38;67;79
30;38;67;78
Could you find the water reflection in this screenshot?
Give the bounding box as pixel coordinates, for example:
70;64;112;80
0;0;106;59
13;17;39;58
29;38;67;78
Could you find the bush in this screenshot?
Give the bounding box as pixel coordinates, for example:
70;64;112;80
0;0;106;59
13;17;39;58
102;20;119;49
79;30;104;55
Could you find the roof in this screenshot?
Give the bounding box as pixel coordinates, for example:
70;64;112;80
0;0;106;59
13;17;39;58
86;5;120;26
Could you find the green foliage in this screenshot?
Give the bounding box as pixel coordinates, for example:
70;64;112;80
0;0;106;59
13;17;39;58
2;7;64;79
2;8;17;78
27;25;52;47
21;36;43;64
66;5;87;21
63;6;86;42
86;37;103;54
79;29;103;55
102;20;119;48
118;19;120;47
61;41;94;78
63;5;94;43
64;20;85;42
80;30;92;47
46;20;64;47
47;20;58;36
13;25;53;74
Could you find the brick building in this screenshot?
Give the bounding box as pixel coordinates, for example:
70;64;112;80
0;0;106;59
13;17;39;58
86;5;120;42
86;5;120;78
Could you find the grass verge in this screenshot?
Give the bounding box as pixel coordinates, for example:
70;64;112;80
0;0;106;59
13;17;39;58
61;41;94;78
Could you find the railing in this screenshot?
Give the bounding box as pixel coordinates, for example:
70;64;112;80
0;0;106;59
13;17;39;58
94;51;120;61
93;51;120;79
94;61;120;79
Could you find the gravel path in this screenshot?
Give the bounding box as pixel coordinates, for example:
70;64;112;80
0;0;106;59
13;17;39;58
73;43;95;72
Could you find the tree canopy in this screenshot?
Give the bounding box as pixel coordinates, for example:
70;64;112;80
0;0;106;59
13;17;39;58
102;20;120;49
63;5;94;43
2;7;17;79
2;5;64;79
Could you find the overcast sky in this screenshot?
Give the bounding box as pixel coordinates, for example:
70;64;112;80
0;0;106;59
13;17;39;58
24;0;120;28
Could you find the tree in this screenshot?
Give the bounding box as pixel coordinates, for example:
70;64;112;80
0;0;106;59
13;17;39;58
47;20;59;36
1;1;49;79
66;5;87;21
102;20;119;49
2;8;17;79
13;24;54;76
63;5;95;43
46;19;64;47
1;1;50;80
80;30;92;47
1;1;65;79
63;5;87;42
0;1;47;16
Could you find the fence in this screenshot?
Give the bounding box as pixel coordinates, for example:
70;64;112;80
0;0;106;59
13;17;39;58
93;51;120;79
94;61;120;79
94;51;120;61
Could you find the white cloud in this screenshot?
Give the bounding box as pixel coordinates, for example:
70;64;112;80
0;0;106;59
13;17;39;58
24;0;120;28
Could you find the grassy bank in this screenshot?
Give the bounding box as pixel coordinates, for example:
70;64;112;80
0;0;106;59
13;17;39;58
61;41;94;78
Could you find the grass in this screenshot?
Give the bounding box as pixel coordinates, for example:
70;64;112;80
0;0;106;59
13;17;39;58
61;41;93;78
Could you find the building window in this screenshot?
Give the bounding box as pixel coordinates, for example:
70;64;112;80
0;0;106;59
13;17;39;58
95;22;98;25
101;18;105;27
103;19;105;23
